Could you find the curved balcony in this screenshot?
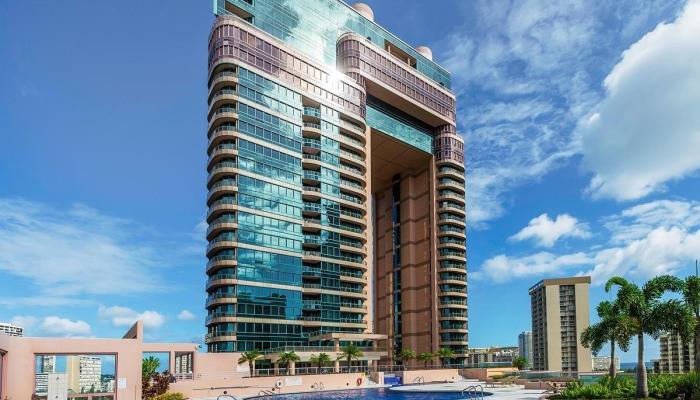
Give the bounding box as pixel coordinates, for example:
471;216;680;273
440;287;467;297
338;136;366;155
437;179;465;194
438;276;467;286
205;293;237;308
206;219;237;240
439;300;468;310
208;109;238;136
207;201;237;222
207;163;238;185
438;214;466;227
437;192;465;205
338;163;366;181
206;256;237;274
340;303;368;313
204;332;237;344
206;240;237;258
340;210;367;227
302;121;322;135
338;149;366;170
207;181;238;205
436;167;465;183
208;91;237;119
437;202;465;216
208;125;238;148
208;143;238;168
206;273;237;290
438;240;466;251
339;241;367;255
302;251;366;269
302;106;321;121
208;69;238;94
205;312;236;326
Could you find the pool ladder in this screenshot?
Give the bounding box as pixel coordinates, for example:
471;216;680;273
258;389;276;396
462;384;484;399
311;381;325;391
413;376;425;385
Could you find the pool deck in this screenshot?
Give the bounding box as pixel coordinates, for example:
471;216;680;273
390;381;547;399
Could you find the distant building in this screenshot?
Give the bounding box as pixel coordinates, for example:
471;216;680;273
658;333;696;373
465;346;519;368
34;355;57;394
592;356;620;372
0;322;23;337
67;356;102;394
518;331;533;365
529;276;592;373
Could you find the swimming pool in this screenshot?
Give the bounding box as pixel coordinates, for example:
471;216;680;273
252;387;492;399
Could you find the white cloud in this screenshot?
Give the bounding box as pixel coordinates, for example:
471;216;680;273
475;252;591;283
98;305;165;329
511;213;591;247
177;310;195;321
0;199;164;299
581;0;700;200
10;315;38;331
39;316;92;337
586;226;700;284
478;199;700;284
437;0;686;224
603;199;700;243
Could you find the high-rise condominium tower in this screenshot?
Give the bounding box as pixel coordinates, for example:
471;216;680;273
205;0;467;363
518;331;533;365
529;277;592;373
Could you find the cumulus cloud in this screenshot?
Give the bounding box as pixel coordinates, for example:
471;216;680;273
177;310;195;321
511;213;591;247
98;305;165;329
40;316;92;337
581;0;700;200
478;199;700;284
475;252;591;283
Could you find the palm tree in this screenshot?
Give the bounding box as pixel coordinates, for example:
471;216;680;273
278;351;300;375
418;352;434;368
398;349;416;369
677;275;700;371
606;276;694;398
337;343;363;371
435;347;455;367
581;300;632;378
309;352;332;373
512;356;528;371
237;350;262;377
142;356;160;379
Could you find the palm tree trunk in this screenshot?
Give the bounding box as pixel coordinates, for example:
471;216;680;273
609;338;616;379
636;333;648;398
249;361;254;377
695;321;700;372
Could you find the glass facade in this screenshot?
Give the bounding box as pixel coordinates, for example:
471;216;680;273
206;0;467;359
214;0;451;89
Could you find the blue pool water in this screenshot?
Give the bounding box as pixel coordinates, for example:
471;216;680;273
254;387;492;399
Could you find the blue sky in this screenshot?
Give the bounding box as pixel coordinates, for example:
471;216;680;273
1;1;699;362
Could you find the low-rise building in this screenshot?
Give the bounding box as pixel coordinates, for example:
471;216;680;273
0;323;23;337
592;356;620;372
465;346;519;368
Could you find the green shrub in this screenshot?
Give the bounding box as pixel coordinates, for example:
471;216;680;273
151;393;185;400
558;376;635;399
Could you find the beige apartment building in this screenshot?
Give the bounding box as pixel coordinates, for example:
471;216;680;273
529;277;592;373
205;0;467;364
658;333;696;373
465;346;519;368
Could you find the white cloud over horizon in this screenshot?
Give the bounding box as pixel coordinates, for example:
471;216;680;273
11;315;92;337
510;213;591;247
177;310;196;321
98;305;166;329
581;0;700;201
477;198;700;284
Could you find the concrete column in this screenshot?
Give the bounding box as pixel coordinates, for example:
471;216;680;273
274;362;279;375
334;360;340;373
371;360;378;371
334;339;340;352
289;361;296;375
168;352;175;375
